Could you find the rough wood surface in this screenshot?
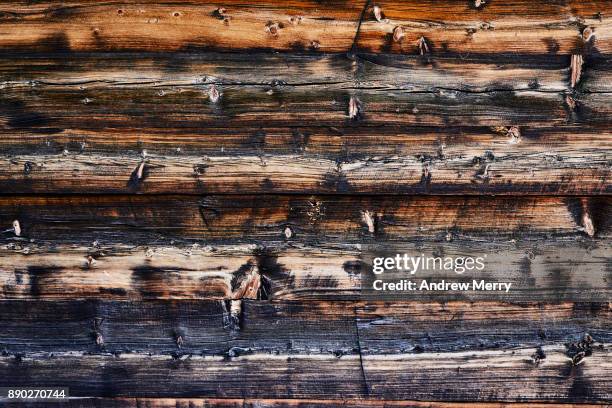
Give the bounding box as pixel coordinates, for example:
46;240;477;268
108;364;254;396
0;0;610;404
3;126;609;195
0;300;609;401
1;195;608;243
4;399;608;408
0;195;609;302
7;83;607;129
356;1;611;55
0;1;363;53
1;53;608;92
0;52;609;194
0;1;608;55
0;241;609;302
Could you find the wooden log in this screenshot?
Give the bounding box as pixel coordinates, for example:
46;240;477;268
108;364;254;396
360;303;612;401
0;240;609;302
1;53;608;92
1;81;608;131
361;346;611;401
0;52;608;195
0;1;608;55
0;1;363;53
0;301;609;401
0;300;359;355
355;1;610;55
0;195;606;302
1;195;608;243
2;399;606;408
2;125;610;194
0;353;367;398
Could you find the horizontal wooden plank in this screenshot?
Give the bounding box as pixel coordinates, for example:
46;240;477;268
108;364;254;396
357;302;611;354
0;1;608;55
357;302;611;401
0;53;608;195
0;240;609;302
1;195;608;244
1;301;608;355
1;53;608;92
1;75;610;128
4;84;607;131
2;126;609;194
361;346;611;402
1;195;606;302
0;353;366;398
0;301;609;401
356;1;611;55
3;399;606;408
0;300;358;355
0;1;363;53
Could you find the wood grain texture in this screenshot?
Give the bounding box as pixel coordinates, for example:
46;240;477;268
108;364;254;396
4;399;608;408
0;301;609;401
0;1;609;55
0;1;363;53
0;0;610;404
3;130;609;195
0;241;609;302
0;52;609;195
1;195;608;243
1;77;606;130
356;1;610;55
0;195;609;301
1;53;608;92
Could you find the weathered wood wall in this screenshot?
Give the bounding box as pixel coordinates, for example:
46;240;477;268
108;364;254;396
0;0;610;406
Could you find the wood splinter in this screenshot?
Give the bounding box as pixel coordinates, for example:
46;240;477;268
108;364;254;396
136;161;146;180
128;153;148;188
361;210;376;234
94;332;104;346
11;220;21;237
417;36;430;55
581;199;595;237
582;27;594;42
348;96;361;119
2;220;22;236
392;26;405;42
233;263;261;300
570;54;583;88
208;84;220;103
373;5;389;23
225;299;242;331
507;126;521;144
85;255;96;268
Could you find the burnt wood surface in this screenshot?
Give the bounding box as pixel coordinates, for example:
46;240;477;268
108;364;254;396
3;401;610;408
0;52;609;194
0;195;610;302
0;0;610;406
0;300;610;401
0;1;608;54
1;240;609;302
1;195;609;242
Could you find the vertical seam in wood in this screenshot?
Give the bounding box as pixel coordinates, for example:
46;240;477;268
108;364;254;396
354;305;370;396
349;0;371;56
